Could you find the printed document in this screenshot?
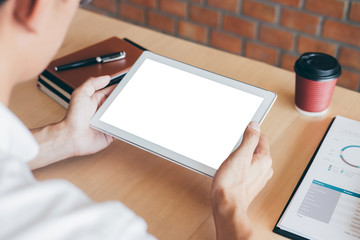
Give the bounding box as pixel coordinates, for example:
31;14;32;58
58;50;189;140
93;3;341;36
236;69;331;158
276;116;360;240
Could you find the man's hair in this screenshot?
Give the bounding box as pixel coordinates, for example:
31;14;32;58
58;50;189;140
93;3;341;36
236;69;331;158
0;0;92;7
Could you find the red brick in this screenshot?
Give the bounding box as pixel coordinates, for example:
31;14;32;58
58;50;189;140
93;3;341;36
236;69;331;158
280;53;298;71
245;42;278;65
305;0;345;19
323;20;360;46
208;0;238;12
281;9;320;34
338;47;360;71
190;5;220;27
337;69;360;91
259;25;294;50
91;0;116;13
210;30;242;54
119;3;145;23
223;15;256;39
178;21;208;44
297;36;337;56
350;2;360;22
129;0;156;8
242;0;276;23
191;0;203;2
267;0;300;8
148;12;175;33
160;0;187;18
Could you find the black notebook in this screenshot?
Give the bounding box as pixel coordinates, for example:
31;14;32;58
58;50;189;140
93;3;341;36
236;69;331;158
37;38;146;108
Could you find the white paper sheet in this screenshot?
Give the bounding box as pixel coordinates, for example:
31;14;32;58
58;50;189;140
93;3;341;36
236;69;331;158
277;116;360;240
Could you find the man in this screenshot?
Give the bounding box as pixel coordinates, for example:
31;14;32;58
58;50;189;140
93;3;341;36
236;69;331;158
0;0;273;239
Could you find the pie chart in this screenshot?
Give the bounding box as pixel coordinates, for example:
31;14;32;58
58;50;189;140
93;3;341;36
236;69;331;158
340;145;360;168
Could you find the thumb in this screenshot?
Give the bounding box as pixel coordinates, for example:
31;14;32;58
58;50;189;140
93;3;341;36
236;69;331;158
78;75;111;97
231;122;261;162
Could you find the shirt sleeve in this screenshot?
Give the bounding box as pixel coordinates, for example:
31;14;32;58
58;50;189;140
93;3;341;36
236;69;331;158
0;177;156;240
0;105;156;240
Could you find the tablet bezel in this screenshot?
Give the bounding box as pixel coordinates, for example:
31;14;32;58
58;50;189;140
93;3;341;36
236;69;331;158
90;51;277;177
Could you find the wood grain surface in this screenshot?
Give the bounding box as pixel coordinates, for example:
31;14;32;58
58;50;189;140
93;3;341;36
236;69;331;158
8;9;360;240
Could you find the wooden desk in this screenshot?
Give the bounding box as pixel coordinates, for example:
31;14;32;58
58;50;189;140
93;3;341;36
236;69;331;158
9;9;360;239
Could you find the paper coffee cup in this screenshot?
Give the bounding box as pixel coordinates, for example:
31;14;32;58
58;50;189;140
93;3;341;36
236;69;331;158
294;52;342;117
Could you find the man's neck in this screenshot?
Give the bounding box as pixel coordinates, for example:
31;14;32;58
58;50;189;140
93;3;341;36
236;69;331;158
0;9;16;106
0;58;13;106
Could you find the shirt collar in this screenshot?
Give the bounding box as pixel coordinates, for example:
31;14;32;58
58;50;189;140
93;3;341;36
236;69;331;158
0;103;39;162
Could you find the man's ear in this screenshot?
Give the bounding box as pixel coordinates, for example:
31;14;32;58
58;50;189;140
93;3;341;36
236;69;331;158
13;0;48;32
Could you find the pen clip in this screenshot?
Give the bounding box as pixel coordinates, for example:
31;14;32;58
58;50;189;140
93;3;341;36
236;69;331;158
102;51;126;63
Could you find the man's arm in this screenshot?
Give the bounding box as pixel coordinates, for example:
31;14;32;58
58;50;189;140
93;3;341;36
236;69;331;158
211;122;273;240
29;76;115;170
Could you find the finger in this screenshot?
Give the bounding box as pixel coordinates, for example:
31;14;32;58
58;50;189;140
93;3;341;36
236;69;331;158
251;156;273;183
254;135;270;157
230;121;261;163
253;135;272;168
92;84;117;107
78;76;111;97
96;83;116;97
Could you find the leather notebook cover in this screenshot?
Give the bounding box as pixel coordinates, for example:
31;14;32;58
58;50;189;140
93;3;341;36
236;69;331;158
44;37;144;89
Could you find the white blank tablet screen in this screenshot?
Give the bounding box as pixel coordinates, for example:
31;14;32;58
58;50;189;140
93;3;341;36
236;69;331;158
100;59;264;169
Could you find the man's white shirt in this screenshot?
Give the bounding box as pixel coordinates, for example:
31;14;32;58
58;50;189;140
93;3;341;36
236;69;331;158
0;103;155;240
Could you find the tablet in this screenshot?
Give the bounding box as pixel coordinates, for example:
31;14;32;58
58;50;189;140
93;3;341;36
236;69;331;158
90;51;276;177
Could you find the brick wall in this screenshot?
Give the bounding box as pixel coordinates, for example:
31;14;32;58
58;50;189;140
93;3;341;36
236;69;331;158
83;0;360;91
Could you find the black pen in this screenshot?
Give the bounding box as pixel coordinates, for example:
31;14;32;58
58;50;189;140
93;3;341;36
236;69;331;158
54;51;126;71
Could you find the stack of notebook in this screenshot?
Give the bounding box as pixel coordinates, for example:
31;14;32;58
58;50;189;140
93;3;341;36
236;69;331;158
37;37;145;108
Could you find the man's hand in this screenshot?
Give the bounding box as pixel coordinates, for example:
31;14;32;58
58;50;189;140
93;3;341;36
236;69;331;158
211;122;273;240
30;76;115;169
64;76;115;157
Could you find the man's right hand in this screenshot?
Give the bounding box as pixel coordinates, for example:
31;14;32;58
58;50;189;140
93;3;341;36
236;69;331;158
211;122;273;240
